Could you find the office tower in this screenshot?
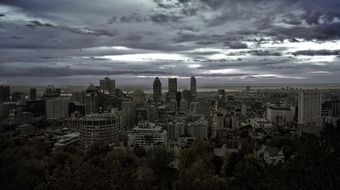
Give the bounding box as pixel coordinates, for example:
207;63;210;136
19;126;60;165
168;78;177;100
190;76;197;100
133;89;145;105
85;84;99;114
298;90;321;127
30;88;37;101
0;85;10;102
179;99;188;113
80;113;120;149
182;90;192;105
217;89;226;107
187;118;209;139
153;77;162;103
168;99;177;112
46;97;70;119
121;101;136;130
100;77;115;95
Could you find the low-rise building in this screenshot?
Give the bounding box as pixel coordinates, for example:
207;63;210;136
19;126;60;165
128;122;167;146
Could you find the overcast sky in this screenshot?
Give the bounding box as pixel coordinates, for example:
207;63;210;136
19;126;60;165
0;0;340;87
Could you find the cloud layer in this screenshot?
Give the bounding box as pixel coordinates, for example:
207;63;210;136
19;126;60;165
0;0;340;86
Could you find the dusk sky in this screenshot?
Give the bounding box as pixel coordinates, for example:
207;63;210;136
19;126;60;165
0;0;340;87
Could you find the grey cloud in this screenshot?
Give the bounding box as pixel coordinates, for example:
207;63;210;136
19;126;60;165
224;41;248;49
292;50;340;56
0;65;169;77
150;13;183;23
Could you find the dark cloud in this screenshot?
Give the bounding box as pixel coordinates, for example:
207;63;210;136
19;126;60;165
1;0;340;85
292;50;340;56
150;13;182;23
0;65;169;77
224;41;248;49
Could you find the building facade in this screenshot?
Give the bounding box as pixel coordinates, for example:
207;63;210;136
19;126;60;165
80;113;120;149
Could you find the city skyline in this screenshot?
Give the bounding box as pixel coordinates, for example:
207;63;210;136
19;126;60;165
1;0;340;85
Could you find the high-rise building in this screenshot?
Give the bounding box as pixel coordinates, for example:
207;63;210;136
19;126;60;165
190;76;197;100
30;88;37;101
46;97;70;120
153;77;162;103
85;84;99;114
121;101;136;130
100;77;115;95
133;89;145;105
298;90;321;127
0;85;10;102
217;89;226;107
168;78;177;100
80;113;120;149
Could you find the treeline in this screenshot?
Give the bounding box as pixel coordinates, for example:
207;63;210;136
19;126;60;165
1;126;340;190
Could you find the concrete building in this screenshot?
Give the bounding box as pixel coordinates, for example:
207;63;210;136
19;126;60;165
153;77;162;103
128;122;167;146
267;104;295;126
168;78;177;100
187;118;208;139
85;84;99;114
167;120;185;140
179;99;188;113
167;99;177;113
46;97;70;120
133;89;145;105
182;90;191;106
298;90;321;127
80;113;120;149
100;77;115;95
121;101;136;130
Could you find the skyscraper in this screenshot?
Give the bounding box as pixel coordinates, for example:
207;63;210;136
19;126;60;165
153;77;162;103
298;90;321;127
0;85;10;102
85;84;99;114
121;101;136;130
190;76;197;100
100;77;115;95
168;78;177;100
30;88;37;101
133;89;145;105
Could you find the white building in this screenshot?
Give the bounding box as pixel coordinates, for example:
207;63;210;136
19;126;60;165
80;113;120;149
128;122;167;146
